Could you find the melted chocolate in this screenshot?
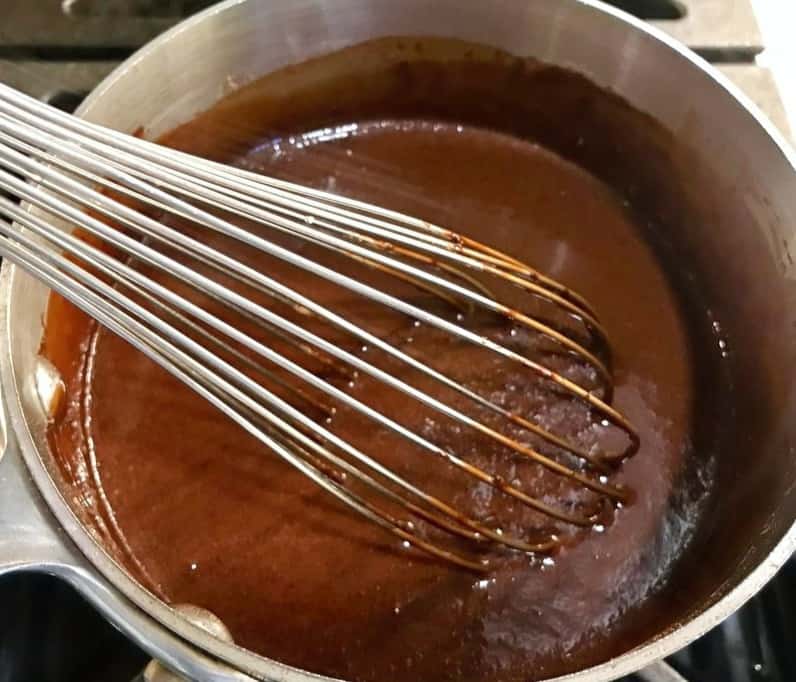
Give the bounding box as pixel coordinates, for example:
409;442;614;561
42;38;729;681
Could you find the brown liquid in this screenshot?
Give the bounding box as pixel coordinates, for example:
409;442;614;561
43;39;725;681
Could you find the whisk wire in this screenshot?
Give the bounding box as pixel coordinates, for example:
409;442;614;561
0;82;601;324
0;115;637;462
0;81;641;569
0;194;555;564
0;155;620;522
0;91;614;379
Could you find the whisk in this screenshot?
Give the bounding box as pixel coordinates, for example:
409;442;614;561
0;82;638;572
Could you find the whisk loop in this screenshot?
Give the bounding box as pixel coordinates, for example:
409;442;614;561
0;82;639;571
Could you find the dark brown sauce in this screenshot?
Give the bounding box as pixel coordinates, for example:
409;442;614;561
42;38;731;681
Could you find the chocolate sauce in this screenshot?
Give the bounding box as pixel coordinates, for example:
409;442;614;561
42;38;729;681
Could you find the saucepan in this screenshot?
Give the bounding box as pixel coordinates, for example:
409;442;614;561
0;1;795;681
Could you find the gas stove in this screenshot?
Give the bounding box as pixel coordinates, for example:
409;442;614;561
0;2;793;681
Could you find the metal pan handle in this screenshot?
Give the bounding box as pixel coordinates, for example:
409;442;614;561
0;436;81;574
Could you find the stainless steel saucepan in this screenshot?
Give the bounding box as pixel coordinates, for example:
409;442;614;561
0;1;794;681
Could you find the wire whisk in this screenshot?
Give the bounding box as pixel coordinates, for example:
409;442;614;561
0;82;638;572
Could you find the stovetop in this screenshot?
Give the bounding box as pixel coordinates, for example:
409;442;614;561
0;2;793;681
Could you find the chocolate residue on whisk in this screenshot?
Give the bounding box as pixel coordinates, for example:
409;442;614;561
42;38;731;681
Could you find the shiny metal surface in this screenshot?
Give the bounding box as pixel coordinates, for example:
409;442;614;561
2;0;764;52
0;1;794;681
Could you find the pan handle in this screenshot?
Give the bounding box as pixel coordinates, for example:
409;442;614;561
0;436;81;574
